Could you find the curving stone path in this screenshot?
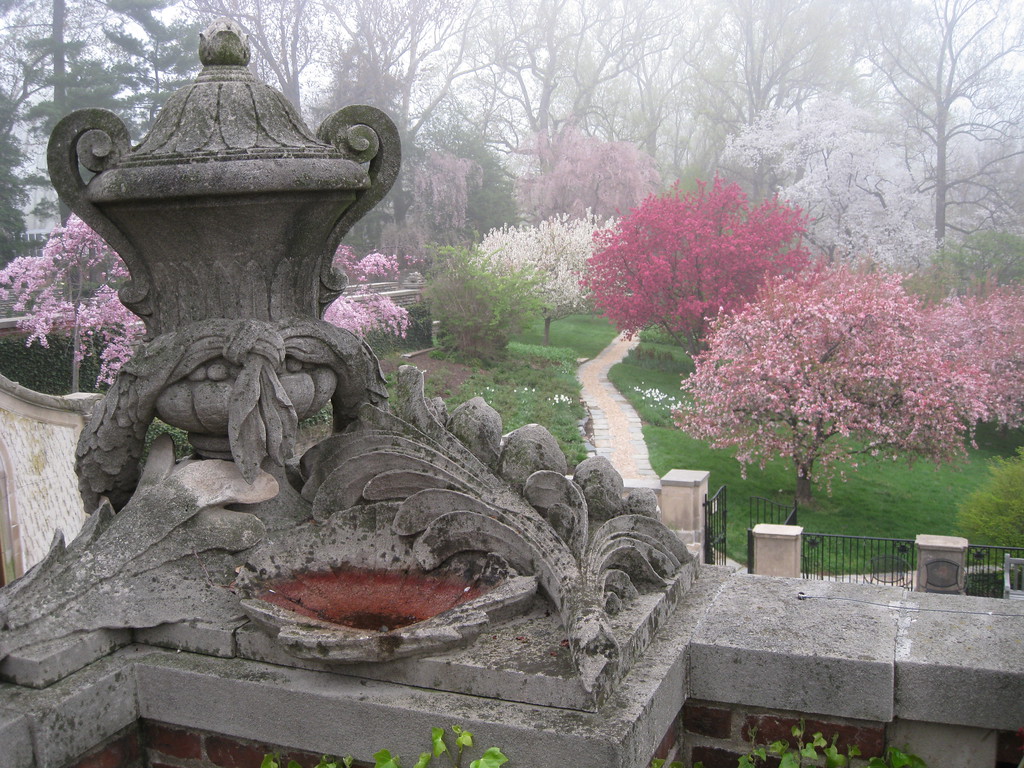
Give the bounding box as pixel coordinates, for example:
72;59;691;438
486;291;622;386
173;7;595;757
577;333;659;481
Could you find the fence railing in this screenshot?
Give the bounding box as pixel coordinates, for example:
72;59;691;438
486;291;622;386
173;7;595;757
965;544;1024;598
703;485;728;566
801;533;916;587
747;497;798;574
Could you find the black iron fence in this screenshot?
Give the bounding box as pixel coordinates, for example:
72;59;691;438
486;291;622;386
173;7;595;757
965;544;1024;598
747;497;798;573
801;533;916;587
703;485;727;566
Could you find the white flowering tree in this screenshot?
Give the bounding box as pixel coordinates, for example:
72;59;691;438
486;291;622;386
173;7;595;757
725;98;934;269
480;212;612;344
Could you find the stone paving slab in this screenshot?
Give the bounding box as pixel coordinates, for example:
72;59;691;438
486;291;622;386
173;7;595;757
577;334;659;481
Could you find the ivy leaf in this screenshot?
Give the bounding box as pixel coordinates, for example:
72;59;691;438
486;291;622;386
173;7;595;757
432;727;448;757
412;752;433;768
456;730;473;749
261;756;280;768
469;747;508;768
779;753;802;768
374;749;401;768
823;745;848;768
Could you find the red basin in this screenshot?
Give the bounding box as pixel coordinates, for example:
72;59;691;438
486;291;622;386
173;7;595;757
257;567;491;631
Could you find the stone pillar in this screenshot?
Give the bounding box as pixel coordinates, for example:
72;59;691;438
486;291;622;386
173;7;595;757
660;470;708;547
751;524;803;578
915;534;968;594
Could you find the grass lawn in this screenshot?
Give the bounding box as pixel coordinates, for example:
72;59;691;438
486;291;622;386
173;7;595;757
512;314;619;360
610;340;1024;564
416;314;619;467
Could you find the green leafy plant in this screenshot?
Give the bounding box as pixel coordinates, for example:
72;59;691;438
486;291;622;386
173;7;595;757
261;755;351;768
424;246;541;364
736;721;925;768
649;759;684;768
261;725;508;768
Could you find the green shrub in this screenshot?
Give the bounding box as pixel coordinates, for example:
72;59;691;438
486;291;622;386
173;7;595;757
0;334;102;394
424;247;540;364
364;302;433;356
957;447;1024;546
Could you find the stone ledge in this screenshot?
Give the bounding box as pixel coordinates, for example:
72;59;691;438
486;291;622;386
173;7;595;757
0;705;33;768
0;627;132;688
894;591;1024;730
688;575;899;722
0;647;148;768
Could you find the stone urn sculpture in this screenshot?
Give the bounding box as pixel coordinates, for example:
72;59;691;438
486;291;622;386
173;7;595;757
48;18;395;510
0;18;695;709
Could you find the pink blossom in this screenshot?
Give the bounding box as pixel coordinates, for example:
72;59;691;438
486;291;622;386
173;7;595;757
679;265;981;502
325;246;411;339
0;216;144;386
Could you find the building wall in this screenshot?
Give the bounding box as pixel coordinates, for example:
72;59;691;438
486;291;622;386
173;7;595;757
0;374;98;583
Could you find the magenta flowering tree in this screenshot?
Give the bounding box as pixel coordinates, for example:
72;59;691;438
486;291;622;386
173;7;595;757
679;266;984;503
926;288;1024;430
323;246;412;339
586;177;809;355
0;215;143;390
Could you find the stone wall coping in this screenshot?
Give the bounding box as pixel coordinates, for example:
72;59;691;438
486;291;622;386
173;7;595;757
2;569;1023;767
661;469;710;487
0;372;101;427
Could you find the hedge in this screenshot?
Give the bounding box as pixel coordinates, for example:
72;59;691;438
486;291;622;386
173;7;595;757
0;334;102;395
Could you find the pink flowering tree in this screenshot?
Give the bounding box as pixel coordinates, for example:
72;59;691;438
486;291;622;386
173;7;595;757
0;215;143;390
679;266;984;504
586;177;810;355
323;246;412;340
480;212;612;345
517;125;660;222
926;288;1024;429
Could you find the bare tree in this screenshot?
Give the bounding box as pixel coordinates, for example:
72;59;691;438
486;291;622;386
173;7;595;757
469;0;673;153
865;0;1024;242
685;0;862;182
319;0;480;138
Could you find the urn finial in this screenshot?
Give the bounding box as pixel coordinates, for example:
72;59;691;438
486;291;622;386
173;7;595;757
199;18;251;67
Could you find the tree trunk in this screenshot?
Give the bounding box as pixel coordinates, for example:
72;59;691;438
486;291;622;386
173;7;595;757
934;108;947;244
53;0;70;225
795;461;813;505
543;316;552;346
70;318;80;394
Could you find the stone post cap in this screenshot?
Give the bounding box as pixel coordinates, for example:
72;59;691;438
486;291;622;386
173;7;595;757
752;523;804;538
661;469;710;486
915;534;968;550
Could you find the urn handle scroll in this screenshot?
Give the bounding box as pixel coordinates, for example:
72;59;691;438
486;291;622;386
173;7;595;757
47;109;153;326
316;105;402;315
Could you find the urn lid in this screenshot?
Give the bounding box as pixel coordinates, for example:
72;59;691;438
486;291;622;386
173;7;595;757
46;16;401;336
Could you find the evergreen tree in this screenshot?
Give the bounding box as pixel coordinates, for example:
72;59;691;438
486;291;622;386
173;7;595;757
103;0;200;133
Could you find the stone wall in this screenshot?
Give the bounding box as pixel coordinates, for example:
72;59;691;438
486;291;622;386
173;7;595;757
4;567;1022;768
0;373;98;582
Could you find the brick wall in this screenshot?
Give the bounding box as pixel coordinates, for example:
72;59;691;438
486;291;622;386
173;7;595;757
46;708;1024;768
142;721;372;768
676;700;1022;768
